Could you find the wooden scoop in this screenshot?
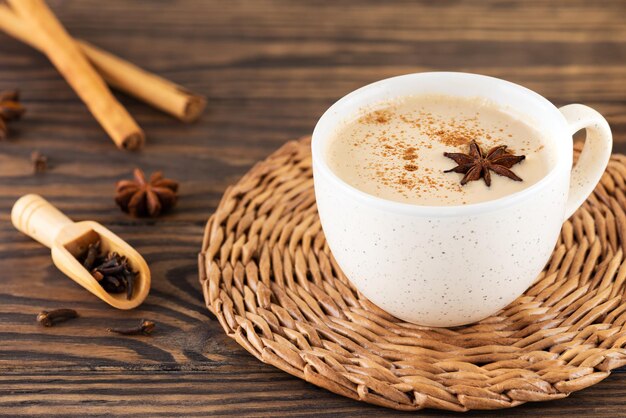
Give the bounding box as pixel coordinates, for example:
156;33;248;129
11;194;150;309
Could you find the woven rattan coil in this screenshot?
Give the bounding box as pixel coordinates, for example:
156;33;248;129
199;137;626;411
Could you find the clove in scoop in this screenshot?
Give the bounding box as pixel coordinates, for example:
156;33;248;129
80;240;137;300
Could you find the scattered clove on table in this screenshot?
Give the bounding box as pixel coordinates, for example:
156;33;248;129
31;150;47;173
107;319;155;336
36;308;78;327
79;240;138;300
0;89;25;140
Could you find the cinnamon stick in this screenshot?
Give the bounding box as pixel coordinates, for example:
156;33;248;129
78;41;206;123
0;4;205;123
7;0;144;150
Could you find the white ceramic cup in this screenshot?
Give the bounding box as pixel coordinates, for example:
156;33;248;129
312;72;612;327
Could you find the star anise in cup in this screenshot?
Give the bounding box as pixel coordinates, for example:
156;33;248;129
444;140;525;186
0;90;26;140
115;168;179;217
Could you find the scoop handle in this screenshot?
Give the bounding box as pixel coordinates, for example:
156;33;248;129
11;194;73;248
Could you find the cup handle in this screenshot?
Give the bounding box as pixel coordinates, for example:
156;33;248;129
559;104;612;220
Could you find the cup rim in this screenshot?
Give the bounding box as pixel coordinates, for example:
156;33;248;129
311;72;571;217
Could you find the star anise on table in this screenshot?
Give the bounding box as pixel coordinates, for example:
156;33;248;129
443;140;526;186
0;90;26;140
115;168;179;217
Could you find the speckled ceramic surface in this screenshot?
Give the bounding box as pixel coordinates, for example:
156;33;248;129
312;72;612;326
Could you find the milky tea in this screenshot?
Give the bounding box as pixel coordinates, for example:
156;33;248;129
326;95;556;206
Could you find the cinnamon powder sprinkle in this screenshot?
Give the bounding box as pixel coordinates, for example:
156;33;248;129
360;109;393;125
434;128;473;147
403;147;417;161
346;101;527;203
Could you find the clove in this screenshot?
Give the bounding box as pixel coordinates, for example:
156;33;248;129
79;240;137;300
107;319;155;336
82;240;99;270
0;90;25;140
31;150;47;173
36;308;78;327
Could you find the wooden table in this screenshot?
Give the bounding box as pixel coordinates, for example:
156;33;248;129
1;0;625;415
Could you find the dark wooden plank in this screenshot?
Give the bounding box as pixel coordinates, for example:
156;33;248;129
0;0;625;415
1;369;626;417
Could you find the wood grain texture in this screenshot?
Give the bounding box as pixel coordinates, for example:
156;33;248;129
0;0;625;415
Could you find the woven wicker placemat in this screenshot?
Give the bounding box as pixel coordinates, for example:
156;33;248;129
199;137;626;411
